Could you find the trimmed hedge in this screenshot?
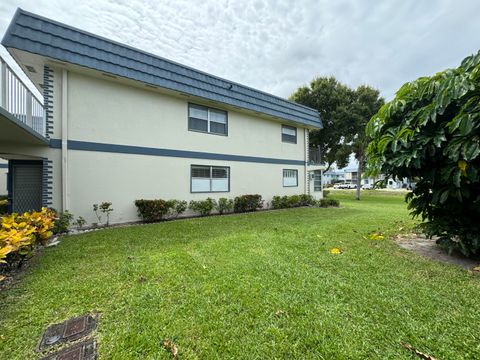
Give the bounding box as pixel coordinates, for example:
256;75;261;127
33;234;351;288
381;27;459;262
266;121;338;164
135;199;171;222
189;198;216;216
234;194;263;213
271;194;316;209
318;198;340;207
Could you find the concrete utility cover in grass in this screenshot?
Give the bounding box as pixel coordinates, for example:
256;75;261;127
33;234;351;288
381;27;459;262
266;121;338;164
42;339;96;360
39;315;97;350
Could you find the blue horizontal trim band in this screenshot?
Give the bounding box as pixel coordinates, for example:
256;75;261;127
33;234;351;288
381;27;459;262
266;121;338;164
49;139;305;166
0;164;7;168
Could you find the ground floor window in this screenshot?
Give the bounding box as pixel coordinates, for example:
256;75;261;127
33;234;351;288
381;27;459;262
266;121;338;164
191;165;230;193
313;170;322;191
283;169;298;187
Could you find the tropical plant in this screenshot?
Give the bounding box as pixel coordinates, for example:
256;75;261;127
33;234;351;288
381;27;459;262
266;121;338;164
0;208;56;266
366;50;480;256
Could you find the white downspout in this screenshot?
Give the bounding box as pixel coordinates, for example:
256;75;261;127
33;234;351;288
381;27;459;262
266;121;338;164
304;128;309;195
61;69;68;211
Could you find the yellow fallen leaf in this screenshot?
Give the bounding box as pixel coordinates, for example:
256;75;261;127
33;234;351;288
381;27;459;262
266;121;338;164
330;247;342;254
0;275;6;282
369;232;385;241
473;265;480;272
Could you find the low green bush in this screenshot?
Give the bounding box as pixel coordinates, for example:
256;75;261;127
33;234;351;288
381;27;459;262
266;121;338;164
271;196;288;209
167;200;188;218
271;194;316;209
189;198;216;216
216;198;234;214
323;190;330;198
53;210;74;234
318;198;340;207
135;199;170;222
234;194;263;213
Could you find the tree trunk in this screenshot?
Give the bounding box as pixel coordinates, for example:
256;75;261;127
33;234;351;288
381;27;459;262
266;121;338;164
356;156;362;200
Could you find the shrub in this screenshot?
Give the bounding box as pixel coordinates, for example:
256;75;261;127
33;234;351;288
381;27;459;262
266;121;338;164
135;199;170;222
216;198;234;214
323;190;330;198
189;198;216;216
366;50;480;256
318;198;340;207
271;194;316;209
234;194;263;213
271;196;288;209
53;210;74;234
167;200;188;218
0;199;7;214
0;208;55;266
74;216;87;229
93;202;114;226
298;194;316;206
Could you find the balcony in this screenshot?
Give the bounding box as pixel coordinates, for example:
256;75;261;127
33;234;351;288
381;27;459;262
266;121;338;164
308;146;326;170
0;55;46;140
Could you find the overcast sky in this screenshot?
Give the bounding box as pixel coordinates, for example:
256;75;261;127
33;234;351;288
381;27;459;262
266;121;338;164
0;0;479;102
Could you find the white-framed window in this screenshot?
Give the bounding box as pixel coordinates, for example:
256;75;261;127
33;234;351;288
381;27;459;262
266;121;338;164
191;165;230;193
188;103;228;135
282;125;297;143
283;169;298;187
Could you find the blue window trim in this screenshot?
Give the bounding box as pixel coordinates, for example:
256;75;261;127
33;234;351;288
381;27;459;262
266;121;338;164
188;103;228;137
49;139;305;166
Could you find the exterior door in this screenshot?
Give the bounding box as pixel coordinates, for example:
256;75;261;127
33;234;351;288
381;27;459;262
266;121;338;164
10;161;43;213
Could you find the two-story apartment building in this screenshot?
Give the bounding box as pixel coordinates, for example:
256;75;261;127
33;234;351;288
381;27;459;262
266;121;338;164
0;9;323;224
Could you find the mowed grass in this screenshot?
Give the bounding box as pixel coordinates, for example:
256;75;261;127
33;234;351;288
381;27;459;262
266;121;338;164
1;192;480;359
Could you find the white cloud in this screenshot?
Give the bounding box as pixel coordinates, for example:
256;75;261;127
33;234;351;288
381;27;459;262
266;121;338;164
0;0;479;101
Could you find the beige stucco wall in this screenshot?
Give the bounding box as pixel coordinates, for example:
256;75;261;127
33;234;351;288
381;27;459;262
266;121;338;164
67;151;305;224
66;71;306;161
56;69;309;224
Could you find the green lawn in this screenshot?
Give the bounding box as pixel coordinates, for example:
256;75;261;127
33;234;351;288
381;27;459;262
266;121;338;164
1;192;479;359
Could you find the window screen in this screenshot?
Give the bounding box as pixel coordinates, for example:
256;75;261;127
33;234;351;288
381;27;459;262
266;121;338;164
191;165;230;192
283;169;298;187
188;104;228;135
282;125;297;143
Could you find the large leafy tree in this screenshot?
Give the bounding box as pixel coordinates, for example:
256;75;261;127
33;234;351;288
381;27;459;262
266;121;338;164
366;51;480;256
291;77;383;199
290;77;356;171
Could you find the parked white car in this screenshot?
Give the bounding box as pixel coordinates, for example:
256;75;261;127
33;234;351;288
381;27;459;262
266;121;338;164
362;184;373;190
333;183;356;189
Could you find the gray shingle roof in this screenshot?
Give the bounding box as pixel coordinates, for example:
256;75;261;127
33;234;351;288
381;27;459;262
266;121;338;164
2;8;322;129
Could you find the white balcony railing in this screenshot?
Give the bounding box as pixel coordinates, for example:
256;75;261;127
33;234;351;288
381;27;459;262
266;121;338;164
0;56;45;136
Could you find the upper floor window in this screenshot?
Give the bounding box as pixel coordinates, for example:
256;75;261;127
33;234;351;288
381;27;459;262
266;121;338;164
188;104;228;136
191;165;230;193
282;125;297;143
